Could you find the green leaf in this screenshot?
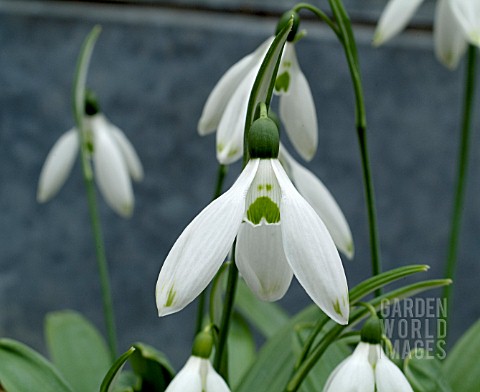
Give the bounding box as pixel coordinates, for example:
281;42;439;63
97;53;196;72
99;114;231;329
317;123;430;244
101;347;136;392
444;318;480;392
235;279;289;338
0;338;73;392
45;310;111;392
404;349;452;392
228;312;256;389
111;371;141;392
292;325;351;391
235;306;321;392
130;342;175;391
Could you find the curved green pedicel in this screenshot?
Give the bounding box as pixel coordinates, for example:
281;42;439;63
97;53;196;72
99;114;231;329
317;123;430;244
246;196;280;225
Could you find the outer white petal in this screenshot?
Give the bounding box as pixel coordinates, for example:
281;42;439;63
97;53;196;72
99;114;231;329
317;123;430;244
205;361;231;392
37;129;79;203
165;357;203;392
236;223;293;301
450;0;480;47
271;160;349;324
198;37;273;135
106;119;144;182
323;343;375;392
373;0;425;46
375;353;413;392
156;159;259;316
93;119;134;217
279;147;354;259
434;0;468;69
216;67;257;164
279;44;318;161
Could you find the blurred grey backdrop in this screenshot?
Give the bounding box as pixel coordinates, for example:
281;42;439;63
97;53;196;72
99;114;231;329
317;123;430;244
1;0;479;368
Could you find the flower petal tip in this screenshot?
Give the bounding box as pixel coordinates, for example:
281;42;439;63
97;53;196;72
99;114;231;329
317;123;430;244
344;242;355;260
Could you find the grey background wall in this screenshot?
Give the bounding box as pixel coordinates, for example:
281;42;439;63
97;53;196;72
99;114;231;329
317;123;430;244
1;0;479;368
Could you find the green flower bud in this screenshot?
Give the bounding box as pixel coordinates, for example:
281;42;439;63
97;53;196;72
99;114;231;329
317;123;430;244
191;330;214;359
275;10;300;42
361;313;383;345
85;89;100;116
248;104;280;159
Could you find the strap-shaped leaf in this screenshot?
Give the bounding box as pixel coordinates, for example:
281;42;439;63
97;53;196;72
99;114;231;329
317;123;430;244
45;310;111;392
444;318;480;392
404;349;452;392
100;347;136;392
0;338;73;392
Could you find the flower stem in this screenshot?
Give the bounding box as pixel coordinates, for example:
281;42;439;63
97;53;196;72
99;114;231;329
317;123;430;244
442;45;477;342
195;164;228;335
328;0;382;293
82;175;118;362
213;240;239;380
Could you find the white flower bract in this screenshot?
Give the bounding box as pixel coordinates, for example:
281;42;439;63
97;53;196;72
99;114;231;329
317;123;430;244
198;38;318;163
324;342;413;392
37;113;143;217
156;158;349;324
165;356;230;392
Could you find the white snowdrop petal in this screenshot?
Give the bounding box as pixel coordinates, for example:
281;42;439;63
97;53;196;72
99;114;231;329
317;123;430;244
216;67;257;165
373;0;425;46
279;147;353;259
93;121;134;217
236;223;293;301
165;357;203;392
272;160;349;324
434;0;468;69
279;44;318;161
451;0;480;47
324;343;375;392
108;122;144;181
205;361;231;392
37;129;79;203
375;354;413;392
156;160;259;316
198;37;273;135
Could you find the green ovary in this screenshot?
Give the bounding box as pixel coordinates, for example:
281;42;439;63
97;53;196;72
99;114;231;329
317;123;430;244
246;196;280;225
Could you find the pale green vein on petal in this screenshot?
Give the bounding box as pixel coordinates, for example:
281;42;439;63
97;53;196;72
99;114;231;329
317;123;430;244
333;299;343;317
246;196;280;225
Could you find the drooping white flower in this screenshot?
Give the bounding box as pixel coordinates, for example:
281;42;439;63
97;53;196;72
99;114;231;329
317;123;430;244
373;0;468;69
159;102;349;325
37;113;143;217
324;342;413;392
278;146;354;259
450;0;480;47
198;38;318;163
166;356;230;392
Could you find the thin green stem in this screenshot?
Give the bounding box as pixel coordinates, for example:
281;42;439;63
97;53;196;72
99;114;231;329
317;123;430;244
294;316;328;369
82;174;118;361
213;240;239;379
442;45;477;342
195;164;228;335
292;3;341;39
328;0;382;293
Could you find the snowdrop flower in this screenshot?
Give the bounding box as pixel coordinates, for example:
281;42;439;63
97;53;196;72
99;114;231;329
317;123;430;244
373;0;468;69
324;312;413;392
37;95;143;217
278;145;354;259
324;343;413;392
450;0;480;47
198;11;318;163
166;330;230;392
157;107;349;324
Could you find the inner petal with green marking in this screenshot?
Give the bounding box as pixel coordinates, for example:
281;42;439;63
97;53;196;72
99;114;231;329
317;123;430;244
245;160;282;226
